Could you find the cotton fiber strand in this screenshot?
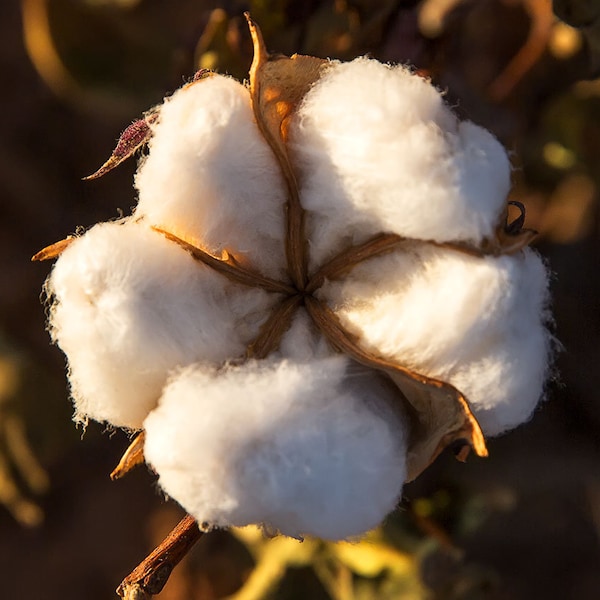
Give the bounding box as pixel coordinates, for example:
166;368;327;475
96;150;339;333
290;58;511;265
144;357;408;540
46;220;274;429
135;74;287;279
319;244;551;436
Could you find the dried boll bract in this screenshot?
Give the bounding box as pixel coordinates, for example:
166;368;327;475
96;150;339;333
38;17;553;544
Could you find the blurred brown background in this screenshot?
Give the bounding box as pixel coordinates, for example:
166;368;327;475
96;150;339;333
1;1;599;598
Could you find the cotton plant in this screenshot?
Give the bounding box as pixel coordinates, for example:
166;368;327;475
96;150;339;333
34;15;552;598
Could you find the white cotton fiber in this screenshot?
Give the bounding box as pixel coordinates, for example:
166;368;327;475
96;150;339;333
274;308;333;362
319;244;551;436
290;58;511;266
144;357;408;540
46;220;274;429
135;75;287;279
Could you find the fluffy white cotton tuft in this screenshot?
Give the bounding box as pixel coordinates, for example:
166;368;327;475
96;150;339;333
290;58;511;266
135;74;287;279
319;244;551;436
46;220;274;429
274;308;333;362
144;357;408;540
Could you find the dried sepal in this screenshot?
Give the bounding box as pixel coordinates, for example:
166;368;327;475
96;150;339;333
111;432;145;481
470;200;538;256
84;112;159;181
116;514;203;598
31;236;75;261
304;297;487;481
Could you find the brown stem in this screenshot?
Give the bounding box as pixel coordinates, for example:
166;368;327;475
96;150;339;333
154;227;295;295
116;514;203;598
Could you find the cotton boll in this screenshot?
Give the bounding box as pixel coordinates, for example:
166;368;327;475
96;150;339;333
290;58;511;266
320;244;551;435
46;220;274;429
144;357;408;540
135;74;287;279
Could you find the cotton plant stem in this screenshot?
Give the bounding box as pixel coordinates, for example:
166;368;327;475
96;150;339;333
116;514;203;598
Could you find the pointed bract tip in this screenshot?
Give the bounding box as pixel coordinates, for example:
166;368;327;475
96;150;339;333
32;237;75;261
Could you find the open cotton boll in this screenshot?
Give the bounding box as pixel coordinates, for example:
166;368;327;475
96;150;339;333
135;74;287;279
290;57;511;266
144;357;408;540
46;220;274;429
320;244;551;435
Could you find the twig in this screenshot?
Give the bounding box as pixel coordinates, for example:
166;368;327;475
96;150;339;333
116;514;203;598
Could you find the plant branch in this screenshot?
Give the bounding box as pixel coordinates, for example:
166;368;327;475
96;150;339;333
116;514;203;598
